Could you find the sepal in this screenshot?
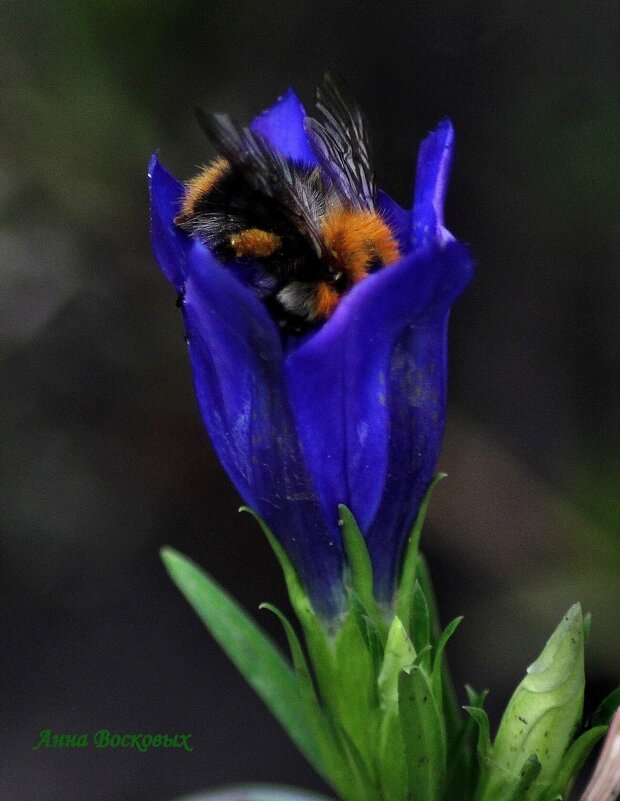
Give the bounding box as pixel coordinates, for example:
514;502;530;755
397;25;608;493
396;473;446;631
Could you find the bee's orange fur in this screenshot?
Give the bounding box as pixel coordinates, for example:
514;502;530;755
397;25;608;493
179;157;230;219
315;281;340;318
321;208;401;282
229;228;282;259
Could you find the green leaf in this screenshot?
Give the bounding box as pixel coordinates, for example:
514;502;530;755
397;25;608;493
411;581;431;670
327;608;379;766
444;688;489;801
464;705;493;800
416;554;462;744
482;604;586;801
464;705;492;761
539;725;607;801
348;592;384;678
325;716;380;801
378;615;416;711
240;508;334;693
590;687;620;727
338;505;386;640
161;548;323;775
465;685;489;707
259;603;349;792
431;616;463;715
399;666;447;801
258;603;311;683
413;644;433;667
433;616;463;673
377;707;408;801
239;508;317;630
396;473;446;631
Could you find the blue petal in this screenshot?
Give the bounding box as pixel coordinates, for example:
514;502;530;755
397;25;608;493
412;119;455;250
182;242;344;617
250;88;318;165
286;241;473;600
148;153;190;289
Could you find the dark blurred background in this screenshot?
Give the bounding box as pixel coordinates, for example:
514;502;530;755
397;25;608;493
0;1;618;799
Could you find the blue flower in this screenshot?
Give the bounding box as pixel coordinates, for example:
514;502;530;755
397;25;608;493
149;88;473;619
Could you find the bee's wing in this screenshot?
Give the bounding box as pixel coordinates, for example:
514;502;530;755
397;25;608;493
195;109;328;260
304;72;377;211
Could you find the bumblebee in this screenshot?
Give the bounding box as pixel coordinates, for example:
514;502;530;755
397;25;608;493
174;74;401;331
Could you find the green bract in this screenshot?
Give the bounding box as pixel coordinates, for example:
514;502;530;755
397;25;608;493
162;479;613;801
470;604;607;801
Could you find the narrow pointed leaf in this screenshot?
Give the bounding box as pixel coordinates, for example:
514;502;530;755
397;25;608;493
396;473;446;631
416;553;462;743
411;581;431;671
348;592;384;677
241;507;334;685
399;666;447;801
161;548;322;773
465;685;488;707
330;720;380;801
464;706;492;759
378;707;408;801
413;645;433;667
328;609;379;764
339;504;386;638
432;616;463;713
444;689;488;801
464;705;493;800
240;507;316;627
259;603;351;793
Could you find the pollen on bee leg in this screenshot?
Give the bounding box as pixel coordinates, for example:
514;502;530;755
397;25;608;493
229;229;282;259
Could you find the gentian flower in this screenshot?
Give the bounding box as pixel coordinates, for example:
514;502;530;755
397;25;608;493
149;87;473;619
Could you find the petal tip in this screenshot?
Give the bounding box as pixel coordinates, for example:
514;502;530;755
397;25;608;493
432;117;455;142
250;87;317;164
251;86;303;125
148;154;188;288
412;118;457;247
147;150;160;181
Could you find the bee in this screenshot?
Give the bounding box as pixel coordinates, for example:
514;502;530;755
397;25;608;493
174;74;401;331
